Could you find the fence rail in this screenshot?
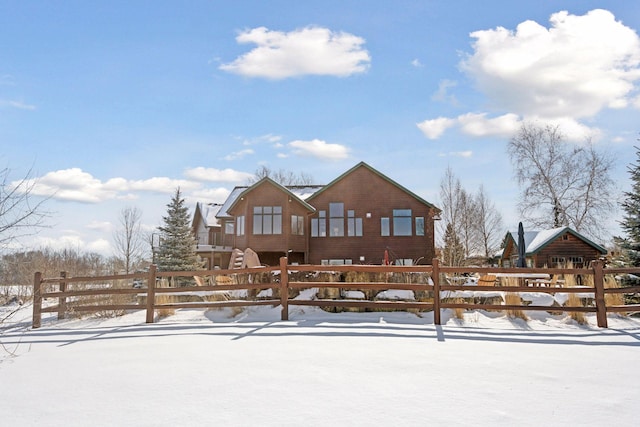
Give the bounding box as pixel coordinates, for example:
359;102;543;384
32;258;640;329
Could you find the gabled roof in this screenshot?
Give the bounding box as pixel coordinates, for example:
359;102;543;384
216;186;247;219
223;177;317;215
504;226;607;256
306;161;441;213
192;202;223;228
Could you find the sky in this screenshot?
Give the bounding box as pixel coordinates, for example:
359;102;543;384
2;301;640;425
1;1;639;256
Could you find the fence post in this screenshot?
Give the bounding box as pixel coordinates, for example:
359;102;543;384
432;258;441;325
32;271;43;329
58;271;67;320
280;257;289;321
146;265;157;323
592;260;608;328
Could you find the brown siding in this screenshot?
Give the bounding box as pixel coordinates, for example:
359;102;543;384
227;180;313;264
307;166;437;264
534;234;602;268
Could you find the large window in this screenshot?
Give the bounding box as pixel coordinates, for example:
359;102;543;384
291;215;304;235
311;210;326;237
253;206;282;235
236;215;245;236
347;210;363;237
393;209;412;236
329;202;344;237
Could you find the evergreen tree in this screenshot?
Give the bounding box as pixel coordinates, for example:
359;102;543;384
442;223;465;266
616;146;640;266
155;188;203;282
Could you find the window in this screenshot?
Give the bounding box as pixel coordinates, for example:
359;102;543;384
225;221;234;235
311;210;327;237
253;206;282;235
395;259;413;266
381;217;390;236
291;215;304;235
236;216;245;236
415;217;425;236
347;210;363;237
568;256;584;267
329;202;344;237
551;256;566;267
393;209;412;236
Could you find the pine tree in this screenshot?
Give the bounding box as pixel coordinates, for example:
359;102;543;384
442;223;465;266
155;188;203;282
616;146;640;266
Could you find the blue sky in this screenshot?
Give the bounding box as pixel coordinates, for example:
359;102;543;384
1;1;639;254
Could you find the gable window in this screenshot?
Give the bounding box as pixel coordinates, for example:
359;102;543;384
311;210;326;237
415;217;425;236
291;215;304;235
381;217;390;236
347;210;363;237
329;202;344;237
236;215;245;236
393;209;412;236
253;206;282;235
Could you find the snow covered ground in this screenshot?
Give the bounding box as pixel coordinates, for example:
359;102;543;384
1;302;639;426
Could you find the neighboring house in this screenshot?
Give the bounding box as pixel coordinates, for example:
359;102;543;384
191;202;234;269
498;226;607;268
192;162;441;267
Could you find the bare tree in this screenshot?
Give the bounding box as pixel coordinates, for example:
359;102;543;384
438;167;474;264
112;206;146;274
475;185;504;259
248;165;314;186
0;166;49;250
508;122;615;239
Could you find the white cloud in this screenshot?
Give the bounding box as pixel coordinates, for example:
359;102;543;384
220;26;371;79
457;113;521;137
127;177;200;193
416;117;456;139
448;151;473;158
289;139;350;160
240;134;282;146
0;99;36;110
461;9;640;119
411;59;423;68
188;187;232;203
431;79;458;104
224;149;254;161
86;220;112;233
86;238;112;254
17;168;203;203
184;167;253;183
420;9;640;140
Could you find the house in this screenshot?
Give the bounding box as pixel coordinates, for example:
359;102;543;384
192;162;441;267
498;226;607;268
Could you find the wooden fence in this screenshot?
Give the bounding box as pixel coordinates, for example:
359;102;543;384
32;258;640;329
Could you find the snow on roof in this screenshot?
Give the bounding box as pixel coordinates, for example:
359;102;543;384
216;187;247;218
526;227;566;253
202;203;223;227
509;230;540;253
286;185;324;200
508;226;606;255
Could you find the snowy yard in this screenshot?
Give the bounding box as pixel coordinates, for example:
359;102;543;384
1;302;639;426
